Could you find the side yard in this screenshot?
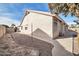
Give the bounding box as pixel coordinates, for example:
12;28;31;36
0;27;78;56
0;33;53;56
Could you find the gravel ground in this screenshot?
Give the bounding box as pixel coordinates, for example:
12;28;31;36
0;34;40;56
11;33;54;56
0;33;53;56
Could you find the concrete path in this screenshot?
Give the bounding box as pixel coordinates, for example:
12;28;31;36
52;38;73;56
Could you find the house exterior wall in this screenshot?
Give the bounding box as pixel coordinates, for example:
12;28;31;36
53;17;68;38
57;20;62;37
53;18;61;38
59;23;65;35
59;22;68;36
20;12;53;40
20;11;68;39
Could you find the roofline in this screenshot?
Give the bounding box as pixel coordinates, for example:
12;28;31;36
26;9;56;17
20;11;27;26
20;9;68;26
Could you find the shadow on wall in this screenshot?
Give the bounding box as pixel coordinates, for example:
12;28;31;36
31;28;52;40
11;32;54;56
66;29;77;37
57;29;77;39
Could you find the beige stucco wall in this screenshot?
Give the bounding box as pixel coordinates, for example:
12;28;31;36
20;12;53;40
52;18;68;38
0;26;6;38
20;12;67;39
60;23;65;35
60;24;68;36
53;19;61;38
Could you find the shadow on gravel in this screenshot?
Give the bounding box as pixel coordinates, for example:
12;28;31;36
11;33;54;56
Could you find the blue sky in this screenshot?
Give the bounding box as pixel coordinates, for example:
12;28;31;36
0;3;77;26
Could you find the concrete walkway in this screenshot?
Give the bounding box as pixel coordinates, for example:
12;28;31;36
52;38;73;56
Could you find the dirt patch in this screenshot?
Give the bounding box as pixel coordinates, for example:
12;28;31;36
11;33;54;56
0;34;39;56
